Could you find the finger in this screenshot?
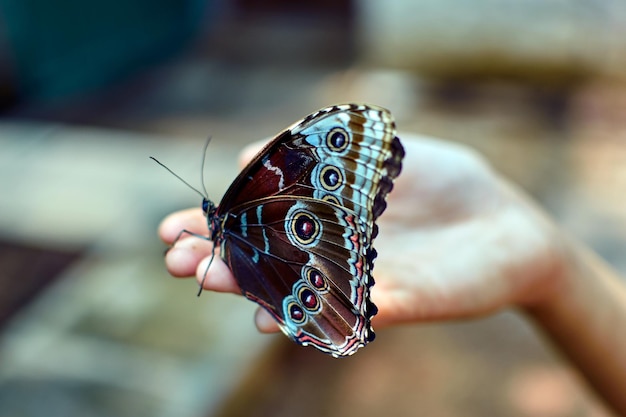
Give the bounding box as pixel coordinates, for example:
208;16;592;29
254;307;280;333
238;140;268;168
165;236;213;277
159;208;208;244
196;255;242;294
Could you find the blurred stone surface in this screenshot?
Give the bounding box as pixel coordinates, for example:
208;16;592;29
3;66;626;416
357;0;626;82
2;5;626;415
0;124;267;417
212;313;613;417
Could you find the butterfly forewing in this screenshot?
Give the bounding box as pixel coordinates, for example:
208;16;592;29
212;103;404;357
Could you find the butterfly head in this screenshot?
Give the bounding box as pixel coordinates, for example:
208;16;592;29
202;198;223;243
202;198;216;217
202;198;217;219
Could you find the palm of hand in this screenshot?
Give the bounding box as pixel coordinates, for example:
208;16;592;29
372;135;563;327
161;135;563;332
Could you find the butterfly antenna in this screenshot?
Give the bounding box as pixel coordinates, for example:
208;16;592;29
197;244;216;297
150;156;206;199
199;136;212;197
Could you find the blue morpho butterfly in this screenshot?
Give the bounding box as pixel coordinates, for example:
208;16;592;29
152;104;404;357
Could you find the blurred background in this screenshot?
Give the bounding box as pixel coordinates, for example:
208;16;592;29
1;0;625;416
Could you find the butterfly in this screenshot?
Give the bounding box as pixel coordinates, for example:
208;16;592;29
155;104;404;357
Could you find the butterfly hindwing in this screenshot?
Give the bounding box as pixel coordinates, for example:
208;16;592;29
221;197;375;357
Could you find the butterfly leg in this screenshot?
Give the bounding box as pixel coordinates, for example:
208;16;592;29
196;244;216;297
168;228;211;248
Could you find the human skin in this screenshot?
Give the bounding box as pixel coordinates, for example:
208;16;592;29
159;134;626;414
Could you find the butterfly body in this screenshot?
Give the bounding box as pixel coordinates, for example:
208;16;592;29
202;103;404;357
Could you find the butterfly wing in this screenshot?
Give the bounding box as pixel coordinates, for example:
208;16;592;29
215;104;404;356
221;197;376;357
